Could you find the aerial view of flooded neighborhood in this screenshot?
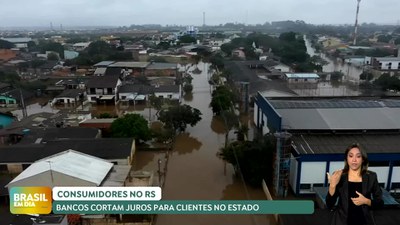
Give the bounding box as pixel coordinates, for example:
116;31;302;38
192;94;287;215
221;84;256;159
1;0;400;225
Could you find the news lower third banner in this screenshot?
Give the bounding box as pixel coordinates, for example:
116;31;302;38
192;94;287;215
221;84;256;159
10;186;314;215
53;200;314;214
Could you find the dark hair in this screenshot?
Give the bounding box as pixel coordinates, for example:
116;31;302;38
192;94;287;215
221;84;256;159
343;143;369;175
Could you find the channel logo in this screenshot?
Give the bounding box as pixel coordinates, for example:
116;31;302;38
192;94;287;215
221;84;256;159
10;187;52;214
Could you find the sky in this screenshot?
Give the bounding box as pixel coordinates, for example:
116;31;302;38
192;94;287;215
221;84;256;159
0;0;399;27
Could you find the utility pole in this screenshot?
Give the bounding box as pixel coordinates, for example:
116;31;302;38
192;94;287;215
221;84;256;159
19;88;27;118
353;0;361;46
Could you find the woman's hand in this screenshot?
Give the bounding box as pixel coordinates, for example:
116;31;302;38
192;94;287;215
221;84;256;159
327;169;342;187
351;191;372;206
327;170;342;196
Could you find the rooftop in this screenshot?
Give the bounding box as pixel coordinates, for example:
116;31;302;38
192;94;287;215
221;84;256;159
291;133;400;155
7;150;113;187
109;61;150;68
285;73;320;79
375;57;400;61
86;75;120;88
93;61;115;67
0;138;134;163
147;62;177;70
269;99;400;131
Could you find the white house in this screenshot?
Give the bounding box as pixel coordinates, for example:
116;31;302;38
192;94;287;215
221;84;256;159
284;73;320;83
154;85;181;102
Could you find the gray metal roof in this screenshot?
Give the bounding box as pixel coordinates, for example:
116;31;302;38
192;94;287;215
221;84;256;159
109;61;149;68
147;62;177;70
8;150;113;186
278;108;400;130
291;133;400;154
101;165;131;186
93;61;115;67
375;57;400;62
271;99;400;131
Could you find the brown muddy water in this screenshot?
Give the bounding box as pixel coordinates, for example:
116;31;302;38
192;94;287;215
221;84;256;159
149;62;274;225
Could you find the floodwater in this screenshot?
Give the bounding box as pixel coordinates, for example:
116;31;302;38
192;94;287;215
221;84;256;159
296;36;363;96
304;36;363;82
11;102;59;120
152;62;274;225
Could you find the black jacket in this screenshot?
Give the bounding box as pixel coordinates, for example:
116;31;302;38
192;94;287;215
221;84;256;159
326;171;384;225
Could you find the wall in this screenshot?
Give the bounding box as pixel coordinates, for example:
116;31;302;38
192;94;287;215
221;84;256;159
254;92;282;133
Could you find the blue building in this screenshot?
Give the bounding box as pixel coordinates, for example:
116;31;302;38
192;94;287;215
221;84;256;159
254;92;400;195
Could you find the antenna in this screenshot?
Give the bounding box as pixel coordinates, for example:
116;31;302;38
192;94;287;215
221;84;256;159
353;0;361;46
203;12;205;27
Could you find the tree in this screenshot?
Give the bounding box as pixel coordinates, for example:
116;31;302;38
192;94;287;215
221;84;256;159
0;70;20;86
395;37;400;46
359;72;373;81
110;114;152;141
87;41;113;56
279;32;297;42
219;135;275;186
158;104;202;132
220;110;239;147
149;94;163;116
330;71;344;81
374;73;400;91
47;52;59;61
179;35;196;44
39;42;64;58
209;53;225;70
210;85;235;115
377;35;392;43
220;43;235;56
183;83;193;93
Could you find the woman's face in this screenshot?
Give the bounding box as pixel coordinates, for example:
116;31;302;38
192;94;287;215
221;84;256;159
347;147;363;172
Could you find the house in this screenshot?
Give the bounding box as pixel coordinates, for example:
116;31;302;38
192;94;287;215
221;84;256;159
79;118;116;132
283;73;320;83
108;61;149;76
0;138;135;175
154;85;181;101
370;57;400;76
38;60;59;74
50;89;85;106
5;149;131;189
86;75;122;104
72;42;91;51
144;62;178;77
119;84;153;104
254;93;400;196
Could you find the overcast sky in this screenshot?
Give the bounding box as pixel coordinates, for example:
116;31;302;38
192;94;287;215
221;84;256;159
0;0;399;27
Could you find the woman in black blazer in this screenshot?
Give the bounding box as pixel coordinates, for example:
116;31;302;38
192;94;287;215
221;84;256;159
326;143;384;225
